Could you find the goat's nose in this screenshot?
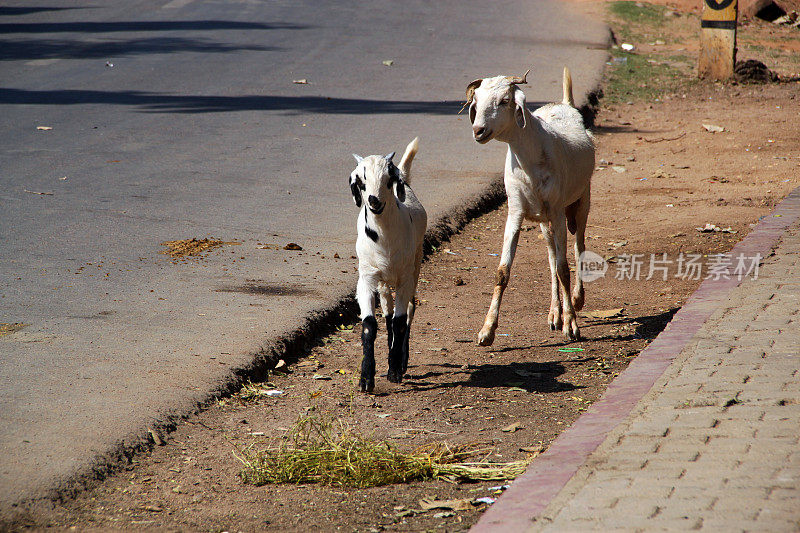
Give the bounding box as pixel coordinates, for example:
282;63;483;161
473;125;486;138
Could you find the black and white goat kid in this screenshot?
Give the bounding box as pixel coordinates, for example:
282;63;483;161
349;137;426;393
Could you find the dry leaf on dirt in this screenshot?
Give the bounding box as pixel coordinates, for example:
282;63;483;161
702;123;725;133
382;59;394;66
36;126;52;130
292;79;308;84
284;243;303;250
418;497;473;511
520;446;544;454
696;223;737;233
501;422;524;433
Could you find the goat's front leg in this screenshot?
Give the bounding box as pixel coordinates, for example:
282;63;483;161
478;209;523;346
552;217;580;341
357;276;377;392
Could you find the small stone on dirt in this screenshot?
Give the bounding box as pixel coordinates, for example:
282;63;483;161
702;124;725;133
580;308;625;320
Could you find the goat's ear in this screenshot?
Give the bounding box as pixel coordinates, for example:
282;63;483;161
465;79;483;104
384;151;395;162
394;178;406;203
352;154;363;164
514;88;527;128
349;176;363;207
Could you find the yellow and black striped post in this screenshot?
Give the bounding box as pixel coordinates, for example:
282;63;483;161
699;0;738;79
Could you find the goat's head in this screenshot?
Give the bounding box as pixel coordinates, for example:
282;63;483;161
349;152;405;214
464;70;530;143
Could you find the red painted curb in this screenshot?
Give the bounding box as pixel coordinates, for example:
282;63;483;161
471;187;800;532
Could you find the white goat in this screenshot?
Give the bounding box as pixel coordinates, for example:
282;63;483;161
465;67;594;345
349;137;426;392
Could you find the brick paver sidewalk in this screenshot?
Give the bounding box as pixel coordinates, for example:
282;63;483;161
474;189;800;532
535;222;800;531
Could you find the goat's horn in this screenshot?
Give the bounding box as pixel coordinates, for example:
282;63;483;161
507;69;530;85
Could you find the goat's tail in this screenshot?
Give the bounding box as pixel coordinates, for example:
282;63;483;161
398;137;419;184
562;66;575;107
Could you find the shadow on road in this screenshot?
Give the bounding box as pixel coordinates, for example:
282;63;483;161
0;37;278;61
0;20;308;33
0;88;477;115
0;6;88;17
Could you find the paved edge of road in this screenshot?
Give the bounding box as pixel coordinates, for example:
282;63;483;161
471;185;800;532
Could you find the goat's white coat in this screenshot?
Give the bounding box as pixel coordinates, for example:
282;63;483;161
349;138;426;390
467;68;595;344
352;138;426;320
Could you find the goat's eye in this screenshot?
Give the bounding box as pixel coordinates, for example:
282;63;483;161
500;97;510;105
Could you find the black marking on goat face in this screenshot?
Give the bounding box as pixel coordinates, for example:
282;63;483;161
350;175;364;207
364;209;379;242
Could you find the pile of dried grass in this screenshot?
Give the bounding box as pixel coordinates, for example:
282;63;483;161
160;238;237;258
235;415;535;488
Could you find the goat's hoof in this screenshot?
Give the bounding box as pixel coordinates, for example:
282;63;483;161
477;328;495;346
387;369;403;384
549;322;557;331
563;323;581;342
359;377;374;393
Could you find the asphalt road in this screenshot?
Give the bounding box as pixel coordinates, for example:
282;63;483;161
0;0;608;511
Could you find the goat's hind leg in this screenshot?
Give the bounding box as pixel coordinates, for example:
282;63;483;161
378;283;394;349
401;297;416;374
388;283;413;383
570;191;590;311
553;216;580;341
541;222;562;331
357;276;378;392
